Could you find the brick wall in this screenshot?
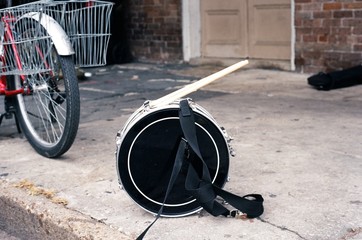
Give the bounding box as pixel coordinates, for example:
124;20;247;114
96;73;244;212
127;0;183;63
295;0;362;73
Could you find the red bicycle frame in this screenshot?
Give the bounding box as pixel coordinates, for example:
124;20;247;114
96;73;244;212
0;13;25;96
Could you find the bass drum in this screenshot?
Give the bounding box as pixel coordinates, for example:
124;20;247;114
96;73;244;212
116;99;231;217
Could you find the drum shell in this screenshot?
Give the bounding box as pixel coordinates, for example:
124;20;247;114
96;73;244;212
116;100;232;217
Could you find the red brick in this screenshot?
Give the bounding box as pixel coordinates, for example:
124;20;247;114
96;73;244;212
295;19;303;27
302;19;323;28
303;34;318;42
354;10;362;17
303;49;321;59
323;19;342;28
313;27;330;35
301;19;315;27
296;27;313;35
341;52;362;62
295;11;312;20
343;3;362;10
353;27;362;34
323;3;342;11
324;52;342;61
313;11;332;19
318;35;328;43
295;4;303;11
331;27;352;35
353;44;362;51
356;36;362;42
333;10;353;18
343;18;362;27
303;3;322;11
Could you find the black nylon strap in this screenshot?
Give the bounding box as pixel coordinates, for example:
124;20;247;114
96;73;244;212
179;100;211;183
137;99;264;239
179;99;264;219
136;139;187;240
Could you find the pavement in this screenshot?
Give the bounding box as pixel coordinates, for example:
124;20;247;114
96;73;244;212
0;62;362;240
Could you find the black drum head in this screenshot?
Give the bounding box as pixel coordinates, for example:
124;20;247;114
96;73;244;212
117;107;229;217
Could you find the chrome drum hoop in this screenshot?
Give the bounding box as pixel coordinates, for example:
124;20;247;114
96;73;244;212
116;99;232;217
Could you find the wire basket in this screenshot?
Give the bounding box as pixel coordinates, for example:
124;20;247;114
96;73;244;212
0;0;113;75
0;3;55;75
44;0;114;68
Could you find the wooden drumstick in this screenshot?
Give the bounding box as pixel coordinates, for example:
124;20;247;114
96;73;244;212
148;59;249;108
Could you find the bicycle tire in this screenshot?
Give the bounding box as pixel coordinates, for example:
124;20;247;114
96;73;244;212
13;20;80;158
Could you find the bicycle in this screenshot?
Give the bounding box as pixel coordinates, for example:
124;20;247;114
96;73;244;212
0;0;113;158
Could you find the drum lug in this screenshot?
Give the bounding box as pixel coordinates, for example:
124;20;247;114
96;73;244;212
116;131;121;140
187;98;199;110
115;131;122;146
186;97;194;104
220;126;236;157
221;126;233;143
229;147;236;157
143;100;151;110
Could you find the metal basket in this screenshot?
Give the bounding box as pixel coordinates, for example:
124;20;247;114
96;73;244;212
44;0;114;68
0;2;55;75
0;0;113;75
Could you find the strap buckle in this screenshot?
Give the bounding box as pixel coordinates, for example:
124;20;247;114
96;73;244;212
229;210;247;219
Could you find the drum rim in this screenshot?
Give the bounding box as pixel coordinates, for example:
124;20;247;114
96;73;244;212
117;101;218;142
116;102;230;217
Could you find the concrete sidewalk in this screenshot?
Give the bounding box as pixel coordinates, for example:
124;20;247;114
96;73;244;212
1;63;362;240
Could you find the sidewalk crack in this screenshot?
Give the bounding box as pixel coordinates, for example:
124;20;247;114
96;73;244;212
258;217;307;240
340;227;362;240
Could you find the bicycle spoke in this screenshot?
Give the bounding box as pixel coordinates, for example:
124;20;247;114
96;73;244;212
32;92;59;143
34;90;65;142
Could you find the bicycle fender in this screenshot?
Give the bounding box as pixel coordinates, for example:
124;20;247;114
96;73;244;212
18;12;75;56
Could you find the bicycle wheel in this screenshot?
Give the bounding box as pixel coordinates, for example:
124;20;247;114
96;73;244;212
14;21;80;158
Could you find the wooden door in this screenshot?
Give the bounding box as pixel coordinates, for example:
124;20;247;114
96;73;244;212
201;0;291;60
201;0;248;58
248;0;291;60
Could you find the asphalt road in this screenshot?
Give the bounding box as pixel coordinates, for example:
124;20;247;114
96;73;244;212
0;229;19;240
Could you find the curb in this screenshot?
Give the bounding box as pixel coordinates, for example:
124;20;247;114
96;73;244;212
0;180;132;240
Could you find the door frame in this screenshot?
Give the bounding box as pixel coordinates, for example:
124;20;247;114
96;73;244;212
182;0;296;70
